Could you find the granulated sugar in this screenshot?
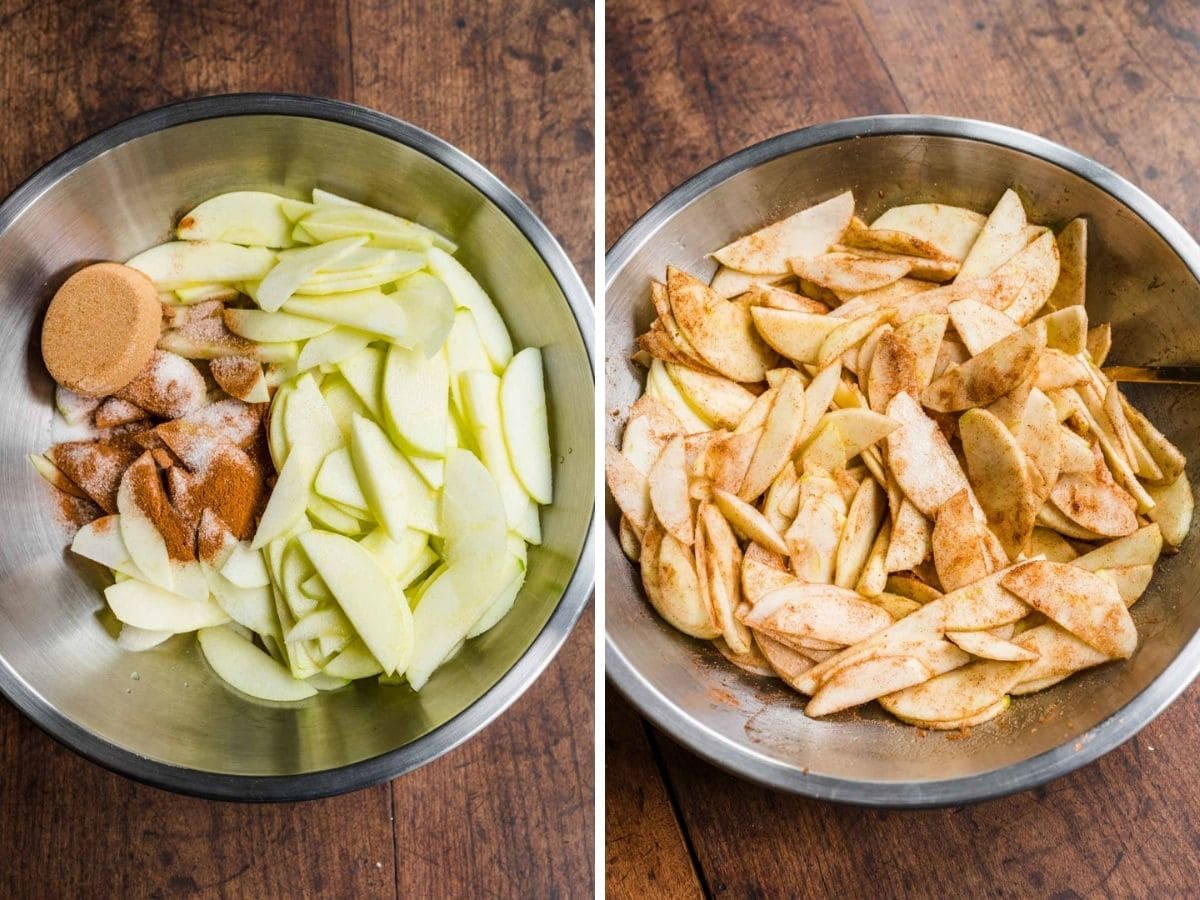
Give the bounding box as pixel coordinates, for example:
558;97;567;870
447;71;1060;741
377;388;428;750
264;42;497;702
116;350;206;418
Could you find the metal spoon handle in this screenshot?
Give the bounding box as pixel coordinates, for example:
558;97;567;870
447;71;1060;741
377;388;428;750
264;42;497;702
1102;366;1200;384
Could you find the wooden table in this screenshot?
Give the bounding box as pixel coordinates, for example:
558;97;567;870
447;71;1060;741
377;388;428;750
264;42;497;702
606;1;1200;895
0;2;594;897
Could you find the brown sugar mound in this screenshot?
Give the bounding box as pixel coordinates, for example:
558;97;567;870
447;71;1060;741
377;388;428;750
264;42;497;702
41;263;162;397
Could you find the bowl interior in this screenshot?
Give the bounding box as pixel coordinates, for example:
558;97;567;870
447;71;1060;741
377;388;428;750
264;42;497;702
606;130;1200;796
0;112;593;781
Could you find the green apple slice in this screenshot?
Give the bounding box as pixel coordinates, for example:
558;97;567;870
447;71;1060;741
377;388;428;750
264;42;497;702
116;457;172;590
461;370;541;543
466;554;526;638
280;543;318;619
349;414;439;537
219;542;270;589
202;563;276;635
382;344;449;458
391;272;455;354
321;376;373;438
426;247;512;368
337;346;385;420
252;443;319;550
283;373;343;458
445;310;492;415
71;516;133;571
171;560;211;604
304;197;455;251
298;530;414;676
175;283;239;304
285;607;353;643
177;191;295;248
323;638;383;679
267;382;292;468
126;241;276;288
198;625;316;701
306;494;363;536
315;447;369;512
116;624;173;652
297;328;373;371
224;308;335;342
105;580;229;632
296;251;424;294
300;573;335;603
256;236;365;312
284;290;408;342
359;526;428;578
499;347;552;504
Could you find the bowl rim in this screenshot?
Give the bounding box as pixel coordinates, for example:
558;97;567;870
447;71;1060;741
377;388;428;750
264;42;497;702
604;113;1200;807
0;92;595;802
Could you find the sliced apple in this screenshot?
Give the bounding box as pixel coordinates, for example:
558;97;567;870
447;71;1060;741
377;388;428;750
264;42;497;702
379;343;449;459
296;328;372;371
426;246;512;368
806;654;935;717
940;568;1029;631
203;564;276;636
461;370;541;543
700;503;751;655
870;203;986;262
500;347;553;504
711;191;854;274
931;489;993;592
880;657;1029;722
956;189;1028;280
71;516;133;572
350;414;437;538
665;363;756;430
959;407;1036;559
1147;475;1193;548
790;252;910;294
655;530;721;639
116;454;173;589
252;443;319;549
710;267;791;299
645;358;713;434
1000;560;1136;658
946;629;1038;662
127;240;276;288
105;579;228;632
284;289;408;342
948;298;1019;355
922;326;1043;412
744;582;891;647
1047;218;1087;310
315;447;369;512
1073;524;1164;572
297;530;412;676
740;369;805;501
712;489;786;557
1012;622;1110;687
1087;323;1112;367
785;470;846;583
667;268;777;382
884;391;970;517
834;477;885;589
178;191;295;248
648;436;692;545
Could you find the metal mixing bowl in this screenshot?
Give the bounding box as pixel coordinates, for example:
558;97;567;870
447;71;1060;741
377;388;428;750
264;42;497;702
606;115;1200;806
0;94;594;800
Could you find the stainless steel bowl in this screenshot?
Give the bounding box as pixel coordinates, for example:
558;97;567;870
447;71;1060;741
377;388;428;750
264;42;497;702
605;114;1200;806
0;94;594;800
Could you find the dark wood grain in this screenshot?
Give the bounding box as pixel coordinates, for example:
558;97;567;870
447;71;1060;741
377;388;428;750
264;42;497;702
606;688;703;900
0;0;594;897
606;0;1200;894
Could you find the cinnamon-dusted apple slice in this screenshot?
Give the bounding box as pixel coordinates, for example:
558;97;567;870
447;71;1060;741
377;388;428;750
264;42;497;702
621;395;684;475
956;188;1030;280
644;359;712;434
921;326;1043;412
1049;444;1139;538
816;309;895;368
709;267;791;300
1019;388;1063;500
945;629;1039;662
1029;526;1078;563
1087;323;1112;366
884;574;942;604
638;520;666;613
879;657;1031;723
704;428;760;494
785;469;847;583
947;299;1019;355
890;697;1011;730
761;462;800;536
665;363;757;429
835;477;886;590
605;446;651;537
742;583;892;648
711;191;854;274
714;489;787;557
1096;565;1154;607
748;283;829;313
655;529;721;639
700;503;752;655
940;567;1029;632
1035;349;1090;392
931;489;994;592
790;252;911;294
755;634;815;688
713;636;776;677
884;499;932;574
1047;218;1087;310
749;307;840;365
870;203;986;262
1072;524;1163;571
806;641;970;718
1147;475;1194;549
1000;560;1137;659
618;517;641;561
960;407;1037;559
741;543;794;605
1119;393;1187;485
666;267;778;382
1034;305;1088;354
884;391;970;517
648;436;692;545
996;231;1060;324
855;521;892;598
739;369;805;501
1011;622;1109;691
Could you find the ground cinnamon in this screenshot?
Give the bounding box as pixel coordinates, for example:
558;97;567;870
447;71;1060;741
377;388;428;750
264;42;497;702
125;452;196;562
210;356;262;402
116;350;206;418
168;444;265;541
